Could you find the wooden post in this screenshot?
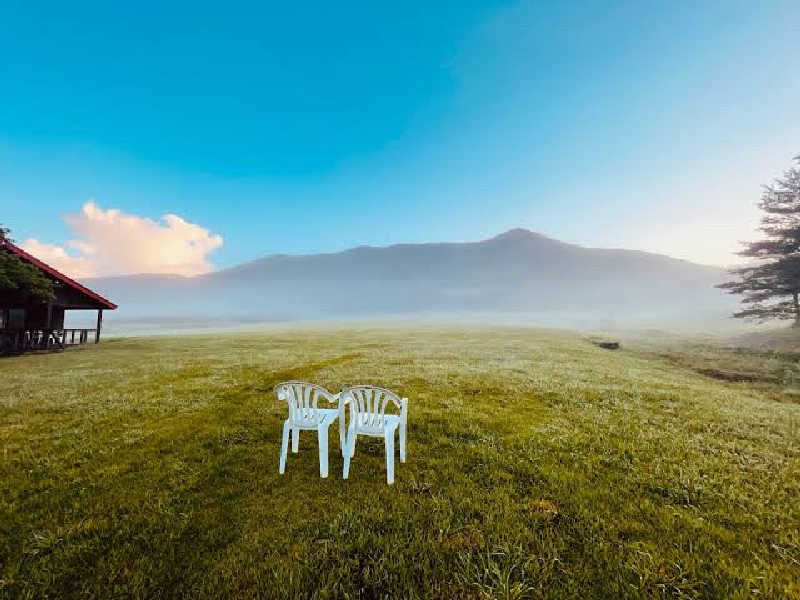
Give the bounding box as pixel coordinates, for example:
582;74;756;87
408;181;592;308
95;309;103;344
45;303;53;349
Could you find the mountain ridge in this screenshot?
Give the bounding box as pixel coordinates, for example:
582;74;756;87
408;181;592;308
82;229;724;281
80;228;734;327
204;228;723;279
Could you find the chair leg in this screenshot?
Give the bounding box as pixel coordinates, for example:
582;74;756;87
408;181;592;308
343;432;354;479
318;425;329;478
399;423;406;463
279;420;290;474
339;413;346;456
350;435;357;457
292;428;299;453
385;430;395;485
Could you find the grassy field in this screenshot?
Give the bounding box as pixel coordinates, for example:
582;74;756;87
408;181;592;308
1;326;799;599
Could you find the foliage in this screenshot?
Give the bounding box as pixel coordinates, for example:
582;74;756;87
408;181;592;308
719;155;800;323
1;327;798;599
0;249;56;302
0;225;56;302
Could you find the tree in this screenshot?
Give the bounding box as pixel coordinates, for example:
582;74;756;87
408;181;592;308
718;155;800;325
0;225;55;302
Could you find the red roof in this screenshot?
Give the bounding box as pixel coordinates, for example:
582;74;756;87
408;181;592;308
2;240;117;309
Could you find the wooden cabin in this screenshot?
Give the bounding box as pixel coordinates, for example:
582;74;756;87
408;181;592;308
0;240;117;353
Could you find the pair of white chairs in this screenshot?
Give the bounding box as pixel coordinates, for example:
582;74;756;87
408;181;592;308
275;381;408;484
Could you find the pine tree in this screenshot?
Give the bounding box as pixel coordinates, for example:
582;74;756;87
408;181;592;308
718;156;800;324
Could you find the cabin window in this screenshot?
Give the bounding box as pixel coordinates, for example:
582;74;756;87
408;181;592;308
0;309;6;328
7;309;26;329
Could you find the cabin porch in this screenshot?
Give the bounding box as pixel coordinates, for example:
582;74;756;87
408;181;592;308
0;327;100;352
0;307;105;354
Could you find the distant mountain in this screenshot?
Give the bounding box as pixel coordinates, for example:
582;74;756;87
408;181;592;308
83;229;736;328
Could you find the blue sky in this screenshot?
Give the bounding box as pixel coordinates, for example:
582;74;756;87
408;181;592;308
1;0;799;275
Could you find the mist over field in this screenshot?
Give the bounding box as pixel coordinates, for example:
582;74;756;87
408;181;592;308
69;229;740;335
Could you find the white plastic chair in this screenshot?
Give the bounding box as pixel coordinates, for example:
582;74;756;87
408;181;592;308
342;385;408;484
275;381;345;478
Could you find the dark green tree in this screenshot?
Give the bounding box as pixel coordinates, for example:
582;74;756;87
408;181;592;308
718;156;800;325
0;225;55;302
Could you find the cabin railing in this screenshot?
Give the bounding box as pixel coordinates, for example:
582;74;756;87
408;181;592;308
0;328;97;353
60;328;95;346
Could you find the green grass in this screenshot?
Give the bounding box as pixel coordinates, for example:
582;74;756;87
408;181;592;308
1;326;799;599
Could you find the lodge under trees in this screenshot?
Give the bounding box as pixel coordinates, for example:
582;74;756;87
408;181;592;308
0;227;117;353
718;155;800;325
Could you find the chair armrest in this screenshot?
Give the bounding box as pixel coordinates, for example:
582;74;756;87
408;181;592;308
325;392;350;414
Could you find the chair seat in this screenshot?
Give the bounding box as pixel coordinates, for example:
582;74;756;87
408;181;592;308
354;414;400;436
291;407;339;430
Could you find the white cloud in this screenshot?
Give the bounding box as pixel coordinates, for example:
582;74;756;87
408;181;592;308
21;238;97;279
21;201;223;278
